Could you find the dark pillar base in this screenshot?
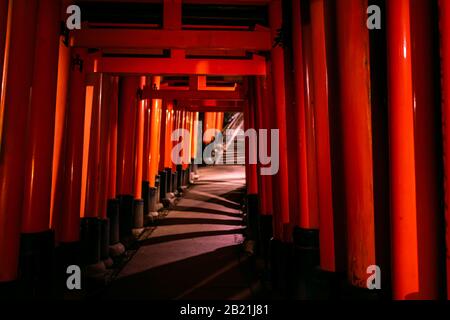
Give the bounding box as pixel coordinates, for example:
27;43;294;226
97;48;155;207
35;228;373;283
155;174;161;204
176;164;183;194
269;238;292;297
18;230;55;298
307;268;345;300
107;199;120;246
158;171;167;201
80;217;101;266
118;195;134;241
172;171;178;195
246;194;259;240
141;181;150;215
257;214;273;265
132;199;144;236
99;219;112;268
291;227;320;299
165;168;173;196
147;187;159;218
0;281;19;299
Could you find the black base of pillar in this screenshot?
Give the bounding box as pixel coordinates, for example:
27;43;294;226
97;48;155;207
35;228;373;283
142;181;150;215
155;174;161;204
176;164;183;193
307;268;345;299
107;199;120;245
257;214;273;264
0;281;19;299
172;172;178;194
246;194;259;240
133;199;144;230
148;187;158;215
99;219;110;263
158;171;167;201
80;218;101;266
165;168;173;195
118;195;134;240
291;227;320;299
18;230;55;297
269;238;292;296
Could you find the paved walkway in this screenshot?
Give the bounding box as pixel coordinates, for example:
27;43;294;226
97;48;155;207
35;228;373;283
99;165;259;300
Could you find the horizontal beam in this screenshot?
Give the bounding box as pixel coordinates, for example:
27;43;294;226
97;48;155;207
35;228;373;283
98;55;266;76
71;28;271;51
175;100;244;110
142;88;246;101
182;105;244;112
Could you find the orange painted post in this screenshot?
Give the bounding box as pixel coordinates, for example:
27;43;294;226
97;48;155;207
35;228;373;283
291;0;310;232
0;0;38;282
310;0;335;272
0;0;9;137
105;76;121;251
51;37;71;231
439;0;450;299
134;77;146;200
216;112;224;133
117;76;140;237
143;95;151;185
302;10;320;231
158;100;168;200
131;76;146;230
22;0;61;232
84;74;103;218
269;0;290;229
19;0;61;291
98;76;115;220
387;0;419;299
108;77;119;201
336;0;376;288
59;48;88;245
117;76;140;197
410;0;443;299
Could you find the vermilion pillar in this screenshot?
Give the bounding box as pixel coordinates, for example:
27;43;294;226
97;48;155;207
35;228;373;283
134;77;146;200
410;0;443;299
254;77;269;216
85;74;103;218
245;80;258;196
291;0;310;229
59;48;88;243
159;101;168;173
117;76;140;197
269;0;290;235
51;37;71;230
336;0;376;288
302;10;320;230
310;0;335;272
191;112;199;161
0;0;9;131
97;76;114;219
108;77;119;200
215;112;224;133
146;76;161;187
439;0;450;299
387;0;419;299
22;0;61;233
0;0;38;282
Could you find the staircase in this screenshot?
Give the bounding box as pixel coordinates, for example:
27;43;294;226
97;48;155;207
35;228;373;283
205;113;246;166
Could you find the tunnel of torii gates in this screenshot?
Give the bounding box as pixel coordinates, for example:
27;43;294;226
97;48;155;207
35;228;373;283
2;0;450;301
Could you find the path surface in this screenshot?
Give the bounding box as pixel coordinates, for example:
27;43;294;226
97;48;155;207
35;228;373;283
99;165;259;300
